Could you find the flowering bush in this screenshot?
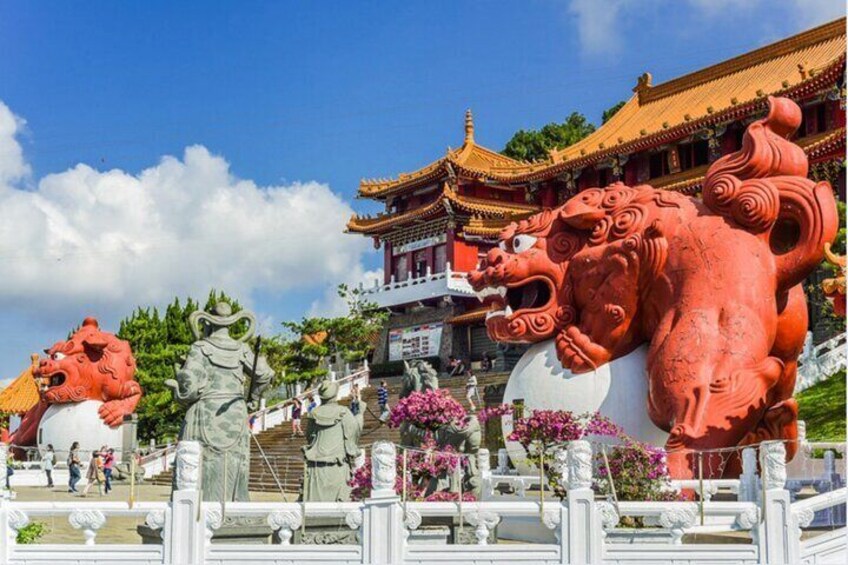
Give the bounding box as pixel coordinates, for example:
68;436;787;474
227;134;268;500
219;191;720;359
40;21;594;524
348;454;421;501
482;404;675;506
507;409;622;448
348;438;473;502
478;403;514;423
388;389;467;431
424;491;477;502
595;440;678;502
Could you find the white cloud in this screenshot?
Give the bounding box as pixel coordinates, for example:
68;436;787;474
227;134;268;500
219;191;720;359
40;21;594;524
0;100;369;322
308;267;384;318
566;0;845;57
568;0;630;57
789;0;845;28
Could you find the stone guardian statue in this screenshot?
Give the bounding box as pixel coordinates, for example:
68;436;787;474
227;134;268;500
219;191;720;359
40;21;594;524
301;380;363;502
166;302;274;502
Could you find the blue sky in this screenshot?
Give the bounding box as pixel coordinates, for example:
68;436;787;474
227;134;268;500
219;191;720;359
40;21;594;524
0;0;843;383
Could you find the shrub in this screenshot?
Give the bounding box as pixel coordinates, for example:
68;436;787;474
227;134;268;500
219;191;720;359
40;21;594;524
16;521;46;544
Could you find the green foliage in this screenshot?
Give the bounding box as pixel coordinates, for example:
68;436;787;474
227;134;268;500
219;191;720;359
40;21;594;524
277;284;388;388
602;100;626;124
832;199;846;255
797;369;846;441
501;101;630;162
16;521;46;544
502;112;595;162
118;289;245;442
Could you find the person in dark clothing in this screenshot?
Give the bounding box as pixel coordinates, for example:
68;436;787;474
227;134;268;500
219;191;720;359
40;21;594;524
480;352;493;373
377;380;389;421
447;356;466;377
67;441;81;493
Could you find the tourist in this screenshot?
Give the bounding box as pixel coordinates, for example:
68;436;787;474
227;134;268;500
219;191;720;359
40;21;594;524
81;450;104;497
42;444;56;488
377;380;389;421
291;398;304;437
307;394;318;414
349;382;361;416
465;369;480;412
447;356;466;377
67;441;81;493
480;352;493;373
102;448;115;494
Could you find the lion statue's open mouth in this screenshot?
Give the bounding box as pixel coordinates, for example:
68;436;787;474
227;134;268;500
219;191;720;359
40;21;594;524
473;275;558;342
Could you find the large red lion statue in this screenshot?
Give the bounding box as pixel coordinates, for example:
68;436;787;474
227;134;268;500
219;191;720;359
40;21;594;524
8;317;140;448
469;97;838;478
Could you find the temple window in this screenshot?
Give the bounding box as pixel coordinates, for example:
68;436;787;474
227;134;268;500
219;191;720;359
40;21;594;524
597;168;609;188
413;250;427;278
394;255;408;282
649;151;670;179
434;244;447;273
679;139;710;171
798;101;829;138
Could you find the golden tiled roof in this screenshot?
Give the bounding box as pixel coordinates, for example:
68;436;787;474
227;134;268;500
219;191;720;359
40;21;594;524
462;216;515;238
356;20;845;199
358;110;545;198
548;19;846;167
347;183;540;235
0;355;40;415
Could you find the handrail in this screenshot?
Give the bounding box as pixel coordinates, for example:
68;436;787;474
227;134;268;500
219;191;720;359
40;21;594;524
791;486;847;514
249;366;369;421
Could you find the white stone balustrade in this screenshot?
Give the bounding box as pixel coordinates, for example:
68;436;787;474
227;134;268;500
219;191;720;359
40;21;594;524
0;437;845;564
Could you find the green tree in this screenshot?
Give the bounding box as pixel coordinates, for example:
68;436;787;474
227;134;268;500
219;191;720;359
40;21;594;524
602;100;626;124
277;284;388;389
502;112;595;162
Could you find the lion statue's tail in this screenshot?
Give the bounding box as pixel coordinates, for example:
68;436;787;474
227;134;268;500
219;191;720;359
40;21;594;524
703;96;838;292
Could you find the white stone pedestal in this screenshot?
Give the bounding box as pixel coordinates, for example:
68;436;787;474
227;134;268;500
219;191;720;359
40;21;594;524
502;341;669;474
37;400;125;462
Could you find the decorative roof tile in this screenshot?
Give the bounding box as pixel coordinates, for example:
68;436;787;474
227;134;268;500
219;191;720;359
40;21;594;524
0;356;41;415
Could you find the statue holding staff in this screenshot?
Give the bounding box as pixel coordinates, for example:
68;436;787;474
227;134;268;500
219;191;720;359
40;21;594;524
166;302;274;501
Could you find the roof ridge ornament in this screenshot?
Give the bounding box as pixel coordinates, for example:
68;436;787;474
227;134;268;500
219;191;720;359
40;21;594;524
633;72;653;95
465;108;475;144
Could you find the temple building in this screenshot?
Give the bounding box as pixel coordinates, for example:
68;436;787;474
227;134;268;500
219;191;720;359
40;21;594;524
347;18;846;373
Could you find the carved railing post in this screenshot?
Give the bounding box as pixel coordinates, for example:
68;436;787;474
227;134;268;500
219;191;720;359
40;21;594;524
169;440;204;565
267;510;302;545
738;447;759;503
496;448;509;474
565;440;600;564
363;442;403;563
758;441;798;564
466;511;500;545
478;448;492;498
69;510;106;546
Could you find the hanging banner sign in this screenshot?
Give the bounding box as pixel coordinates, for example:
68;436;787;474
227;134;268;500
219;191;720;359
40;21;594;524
393;234;446;256
388;323;443;360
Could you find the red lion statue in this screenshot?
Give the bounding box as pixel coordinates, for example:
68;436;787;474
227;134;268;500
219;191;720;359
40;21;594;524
8;317;140;448
469;97;838;478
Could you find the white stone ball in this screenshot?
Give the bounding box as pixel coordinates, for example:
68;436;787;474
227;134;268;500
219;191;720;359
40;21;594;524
501;341;669;474
37;400;125;463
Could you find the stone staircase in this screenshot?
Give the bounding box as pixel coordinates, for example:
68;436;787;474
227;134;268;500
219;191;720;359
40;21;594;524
148;372;509;493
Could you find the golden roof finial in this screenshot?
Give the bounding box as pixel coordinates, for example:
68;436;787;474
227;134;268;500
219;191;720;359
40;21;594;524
633;72;653;94
465;109;475;144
